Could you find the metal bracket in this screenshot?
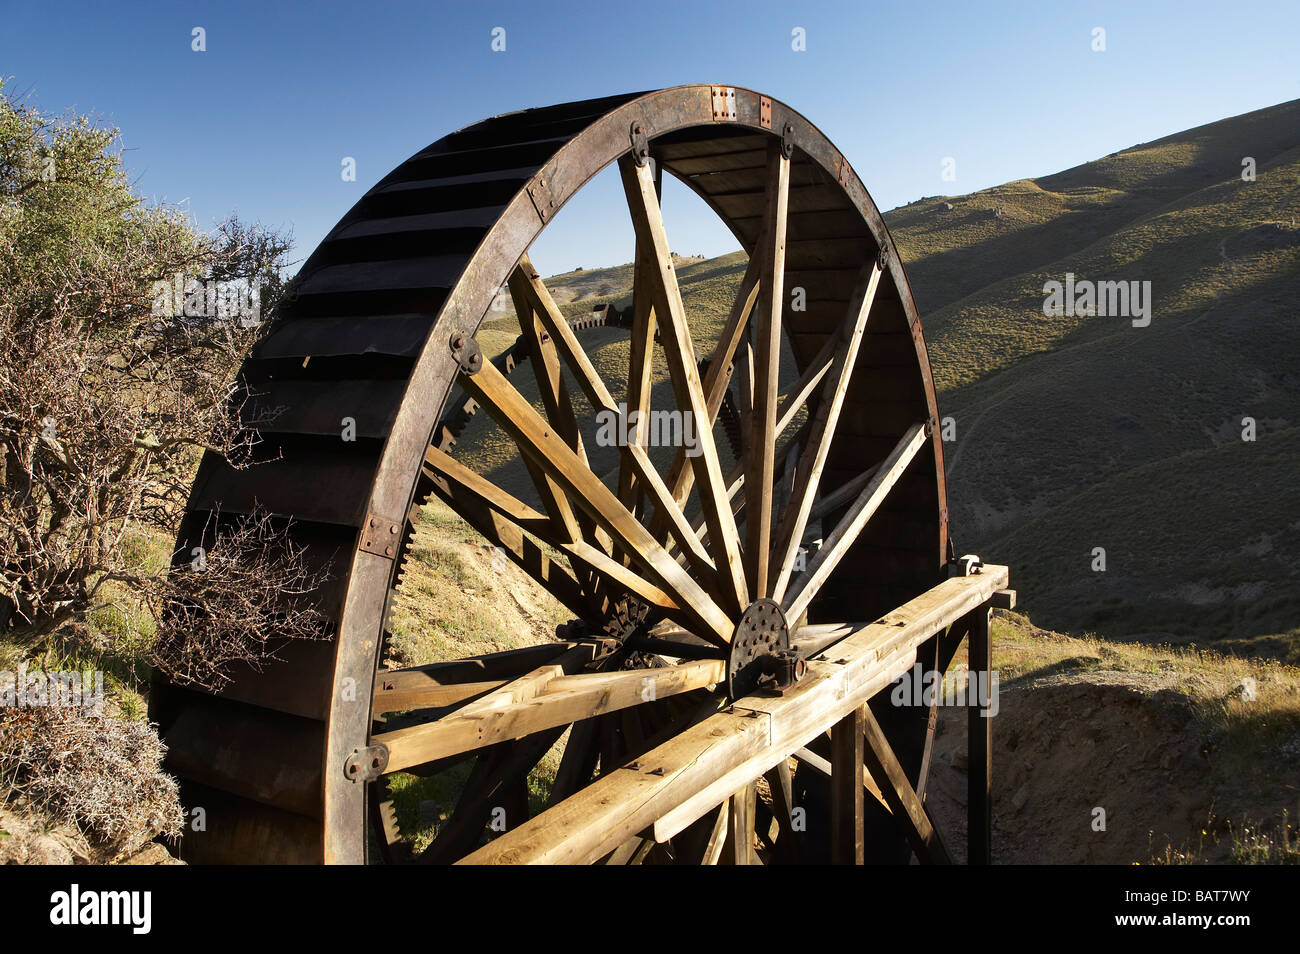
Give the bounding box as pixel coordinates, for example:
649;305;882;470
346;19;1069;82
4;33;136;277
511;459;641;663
711;86;737;121
759;96;773;129
359;513;403;558
838;155;852;189
450;333;483;375
781;122;796;159
629;121;650;166
526;169;559;223
344;744;389;783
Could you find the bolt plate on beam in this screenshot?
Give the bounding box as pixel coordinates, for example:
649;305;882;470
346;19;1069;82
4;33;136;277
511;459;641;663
711;86;737;121
759;95;772;129
359;513;403;558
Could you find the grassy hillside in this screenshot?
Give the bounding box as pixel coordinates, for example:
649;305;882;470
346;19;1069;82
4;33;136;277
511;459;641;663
451;97;1300;655
893;98;1300;649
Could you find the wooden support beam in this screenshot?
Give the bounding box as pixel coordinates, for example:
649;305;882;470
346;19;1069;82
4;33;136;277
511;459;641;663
860;704;952;864
968;604;992;865
458;565;1009;864
377;657;726;773
830;706;865;864
725;782;758;865
372;675;504;716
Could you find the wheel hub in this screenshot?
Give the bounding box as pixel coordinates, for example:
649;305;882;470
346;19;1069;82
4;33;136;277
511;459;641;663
727;599;790;697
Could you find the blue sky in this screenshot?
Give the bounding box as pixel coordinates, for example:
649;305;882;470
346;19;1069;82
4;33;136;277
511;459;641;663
3;0;1297;276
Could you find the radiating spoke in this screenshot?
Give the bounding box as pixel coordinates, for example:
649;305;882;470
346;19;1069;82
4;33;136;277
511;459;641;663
770;259;883;602
619;154;749;616
649;249;762;544
619;158;663;521
424;444;686;624
421;446;592;618
455;356;734;644
509;260;732;612
744;141;791;599
782;422;929;623
618;242;658;519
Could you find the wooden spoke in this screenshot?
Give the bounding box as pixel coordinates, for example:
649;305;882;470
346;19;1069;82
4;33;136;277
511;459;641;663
619;157;664;520
673;331;838;554
808;462;881;522
763;761;800;863
509;258;729;610
509;265;612;573
376;657;726;773
423;444;688;624
649;248;762;543
792;744;893;816
619;155;749;615
782;422;929;624
457;356;734;643
744;141;791;598
546;717;600;808
860;704;952;864
689;424;803;549
770;260;883;602
618;242;658;518
421;447;593;618
735;337;755;448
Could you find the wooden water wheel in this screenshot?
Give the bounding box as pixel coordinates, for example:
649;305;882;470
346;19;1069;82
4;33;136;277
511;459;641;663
151;86;1011;865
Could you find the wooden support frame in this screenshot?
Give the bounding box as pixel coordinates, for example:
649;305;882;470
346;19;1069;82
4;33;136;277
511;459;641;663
377;656;725;773
458;565;1009;864
968;604;992;865
860;704;952;864
830;706;865;864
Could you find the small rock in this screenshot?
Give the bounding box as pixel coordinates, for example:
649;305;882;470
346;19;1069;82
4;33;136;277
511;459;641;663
121;842;182;865
1012;784;1031;811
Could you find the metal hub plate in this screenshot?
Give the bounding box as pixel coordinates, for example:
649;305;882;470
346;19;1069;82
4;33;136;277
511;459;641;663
728;598;789;698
